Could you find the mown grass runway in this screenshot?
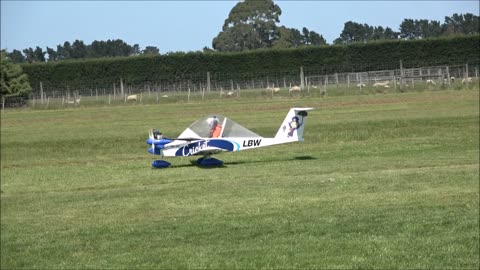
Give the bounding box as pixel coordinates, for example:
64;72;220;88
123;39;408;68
1;90;479;269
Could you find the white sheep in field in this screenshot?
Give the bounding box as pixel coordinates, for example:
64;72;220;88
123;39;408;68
373;81;389;88
226;91;234;97
444;77;455;83
426;79;436;86
127;94;137;101
289;85;301;94
66;97;81;105
461;77;473;84
267;85;281;94
357;83;365;88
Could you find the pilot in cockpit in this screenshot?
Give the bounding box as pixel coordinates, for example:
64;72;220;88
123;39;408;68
207;116;222;138
152;129;163;140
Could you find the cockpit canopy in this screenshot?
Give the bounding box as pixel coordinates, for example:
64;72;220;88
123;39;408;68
178;115;262;138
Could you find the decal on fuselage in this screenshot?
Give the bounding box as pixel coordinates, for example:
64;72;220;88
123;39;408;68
175;139;237;156
182;140;209;156
242;139;262;147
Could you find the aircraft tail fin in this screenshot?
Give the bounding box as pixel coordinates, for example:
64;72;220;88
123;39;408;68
274;108;314;142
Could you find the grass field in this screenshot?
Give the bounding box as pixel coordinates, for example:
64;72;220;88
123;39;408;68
1;90;479;269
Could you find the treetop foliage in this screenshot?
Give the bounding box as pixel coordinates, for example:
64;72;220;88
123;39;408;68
213;0;325;52
2;0;479;62
7;39;160;64
1;50;32;98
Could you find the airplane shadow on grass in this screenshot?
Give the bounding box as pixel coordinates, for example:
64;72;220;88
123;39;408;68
152;155;317;169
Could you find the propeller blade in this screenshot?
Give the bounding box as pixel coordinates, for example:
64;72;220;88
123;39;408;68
148;129;155;153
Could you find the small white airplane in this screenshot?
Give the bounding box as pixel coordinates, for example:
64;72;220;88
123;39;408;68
146;107;314;168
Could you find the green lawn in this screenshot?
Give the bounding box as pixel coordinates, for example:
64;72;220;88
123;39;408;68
1;90;479;269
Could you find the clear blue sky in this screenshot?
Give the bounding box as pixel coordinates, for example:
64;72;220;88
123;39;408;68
1;0;479;53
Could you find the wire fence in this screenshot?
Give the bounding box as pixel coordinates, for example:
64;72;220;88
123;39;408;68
2;61;479;110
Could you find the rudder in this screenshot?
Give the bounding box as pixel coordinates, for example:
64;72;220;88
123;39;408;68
274;108;314;141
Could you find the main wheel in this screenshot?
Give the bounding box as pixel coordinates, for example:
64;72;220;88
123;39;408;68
196;157;223;167
152;160;171;168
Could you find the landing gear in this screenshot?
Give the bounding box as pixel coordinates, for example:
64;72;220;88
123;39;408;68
151;157;223;168
152;160;171;169
196;156;224;167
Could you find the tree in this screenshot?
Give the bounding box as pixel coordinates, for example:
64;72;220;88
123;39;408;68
270;26;327;49
461;13;480;35
399;19;417;39
143;46;160;55
57;41;72;60
400;18;443;40
46;47;58;61
88;40;107;58
383;27;398;39
105;39;133;57
334;21;370;44
334;21;399;44
1;50;32;99
443;13;479;36
213;0;282;51
132;44;141;56
7;49;25;63
22;46;46;63
303;28;327;46
70;39;87;59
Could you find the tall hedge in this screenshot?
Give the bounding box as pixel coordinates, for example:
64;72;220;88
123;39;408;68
22;35;480;89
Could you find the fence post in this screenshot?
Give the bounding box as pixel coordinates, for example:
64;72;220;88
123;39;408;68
207;72;211;92
40;82;44;104
300;67;305;89
446;66;451;87
120;78;124;96
399;60;404;91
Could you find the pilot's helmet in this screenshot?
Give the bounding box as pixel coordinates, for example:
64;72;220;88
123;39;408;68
292;116;299;122
153;129;163;139
207;116;219;127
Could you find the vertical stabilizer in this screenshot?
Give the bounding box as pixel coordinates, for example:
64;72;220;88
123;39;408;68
275;108;314;141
